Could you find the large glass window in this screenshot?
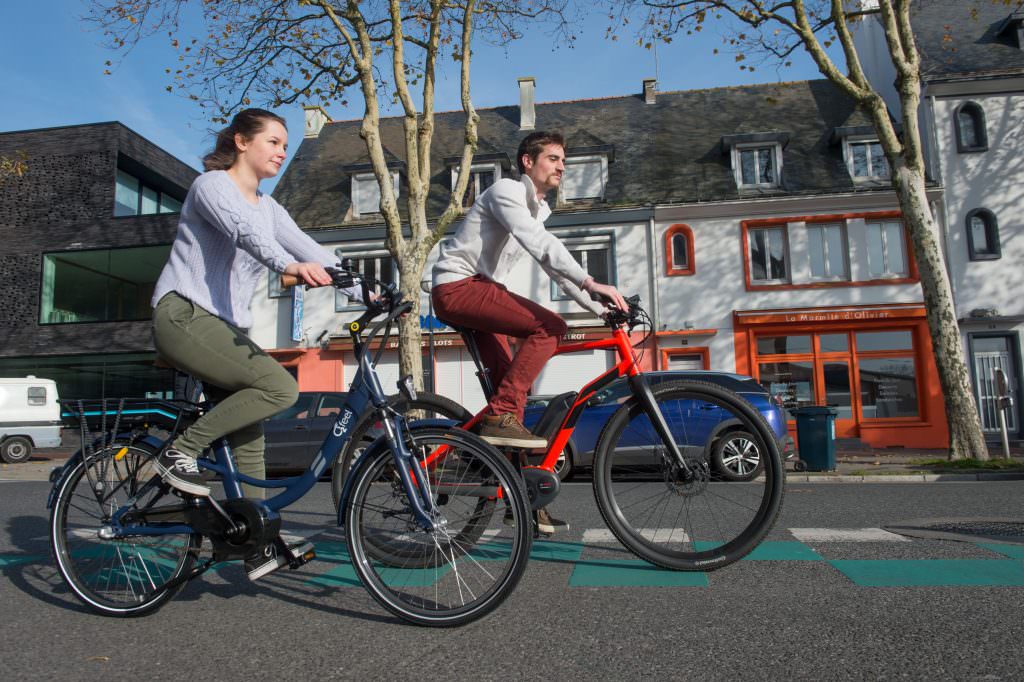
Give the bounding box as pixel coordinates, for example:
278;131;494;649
807;223;848;280
866;221;908;278
551;237;613;302
114;169;182;217
748;227;788;283
40;246;171;324
758;361;815;413
859;358;919;418
757;335;811;355
0;352;174;400
855;331;913;352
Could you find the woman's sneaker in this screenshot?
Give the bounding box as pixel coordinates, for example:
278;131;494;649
154;448;211;497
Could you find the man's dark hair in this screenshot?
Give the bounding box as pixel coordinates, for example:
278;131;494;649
516;131;566;174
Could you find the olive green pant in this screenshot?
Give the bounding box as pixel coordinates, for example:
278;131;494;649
153;293;298;498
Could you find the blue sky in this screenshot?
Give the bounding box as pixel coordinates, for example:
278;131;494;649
2;1;839;194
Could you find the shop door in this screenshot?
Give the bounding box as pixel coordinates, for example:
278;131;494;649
822;360;856;434
973;336;1019;435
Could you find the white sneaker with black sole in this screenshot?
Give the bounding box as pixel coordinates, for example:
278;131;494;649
155;448;211;497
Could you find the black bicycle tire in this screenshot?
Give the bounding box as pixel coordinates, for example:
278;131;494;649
331;391;473;511
592;379;785;571
344;426;532;627
50;441;200;616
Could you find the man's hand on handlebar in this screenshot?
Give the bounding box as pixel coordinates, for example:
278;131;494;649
284;262;333;288
582;277;629;315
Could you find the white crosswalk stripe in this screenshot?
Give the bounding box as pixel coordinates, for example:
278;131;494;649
789;528;910;543
583;528;691;543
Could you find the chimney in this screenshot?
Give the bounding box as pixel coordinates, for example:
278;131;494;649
643;79;657;104
303;105;331;138
518;77;536;130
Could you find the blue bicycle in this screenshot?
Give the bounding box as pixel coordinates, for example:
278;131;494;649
47;265;533;627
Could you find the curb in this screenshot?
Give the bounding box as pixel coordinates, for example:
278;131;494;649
788;472;1024;483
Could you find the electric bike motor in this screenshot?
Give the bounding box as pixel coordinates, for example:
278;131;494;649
186;498;282;560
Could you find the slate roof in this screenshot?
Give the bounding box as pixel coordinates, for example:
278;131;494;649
912;0;1024;81
273;79;879;229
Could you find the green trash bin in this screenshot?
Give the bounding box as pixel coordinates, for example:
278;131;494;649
793;406;838;472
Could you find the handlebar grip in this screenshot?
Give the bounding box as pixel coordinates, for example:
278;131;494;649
280;274;302;289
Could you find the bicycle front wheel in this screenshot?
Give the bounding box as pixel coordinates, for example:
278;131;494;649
345;427;531;627
50;441;200;616
592;380;784;571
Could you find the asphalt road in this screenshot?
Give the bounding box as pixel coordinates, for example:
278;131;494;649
3;479;1024;680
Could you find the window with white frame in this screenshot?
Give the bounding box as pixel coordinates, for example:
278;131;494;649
560;156;607;201
748;226;789;283
733;144;781;188
845;138;890;180
866;220;908;278
452;163;499;208
351;172;399;218
335;249;397;310
551;235;613;301
807;223;849;280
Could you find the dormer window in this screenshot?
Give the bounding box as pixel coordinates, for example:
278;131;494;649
954;102;988;153
452;163;499;208
844;138;890;180
351;172;399;218
560;155;608;202
722;132;787;190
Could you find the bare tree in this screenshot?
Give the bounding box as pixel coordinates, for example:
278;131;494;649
609;0;1016;460
87;0;572;388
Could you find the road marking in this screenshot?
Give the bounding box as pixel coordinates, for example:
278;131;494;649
583;528;690;544
790;528;911;543
832;559;1024;587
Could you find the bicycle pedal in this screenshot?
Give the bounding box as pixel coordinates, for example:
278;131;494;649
284;541;316;569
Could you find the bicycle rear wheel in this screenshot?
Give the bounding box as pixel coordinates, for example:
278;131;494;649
344;427;531;627
50;441;200;616
592;380;784;571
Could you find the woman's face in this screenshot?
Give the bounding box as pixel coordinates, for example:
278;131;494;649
234;120;288;180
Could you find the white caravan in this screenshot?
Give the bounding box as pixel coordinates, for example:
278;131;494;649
0;376;62;463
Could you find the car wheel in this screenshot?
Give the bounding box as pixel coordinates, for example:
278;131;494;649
711;430;762;482
0;436;33;464
553;446;574;482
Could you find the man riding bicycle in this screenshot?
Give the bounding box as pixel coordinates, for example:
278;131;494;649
429;131;627;534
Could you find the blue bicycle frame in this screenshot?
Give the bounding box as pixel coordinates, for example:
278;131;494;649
99;297;441;541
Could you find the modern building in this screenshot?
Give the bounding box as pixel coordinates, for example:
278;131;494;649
266;76;951;448
0;122;198;399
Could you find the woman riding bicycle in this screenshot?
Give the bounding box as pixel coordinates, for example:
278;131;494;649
150;108;360;579
430;130;627;534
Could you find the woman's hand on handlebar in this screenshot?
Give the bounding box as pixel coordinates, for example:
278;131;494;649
582;277;629;315
284;262;333;288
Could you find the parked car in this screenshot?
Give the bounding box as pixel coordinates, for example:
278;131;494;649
264;391;352;476
522;371;794;482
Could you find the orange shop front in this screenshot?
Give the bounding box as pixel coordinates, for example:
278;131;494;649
733;304;948;449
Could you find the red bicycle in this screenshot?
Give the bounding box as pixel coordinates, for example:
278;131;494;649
335;296;785;571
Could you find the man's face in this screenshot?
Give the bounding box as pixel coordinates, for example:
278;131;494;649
522;144;565;196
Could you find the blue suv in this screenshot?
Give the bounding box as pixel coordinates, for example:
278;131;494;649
522;371;794;482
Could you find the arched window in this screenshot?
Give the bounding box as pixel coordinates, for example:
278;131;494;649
665;224;695;276
954;102;988;152
965;209;1001;260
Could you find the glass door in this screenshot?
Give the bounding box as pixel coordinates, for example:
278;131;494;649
973;336;1018;434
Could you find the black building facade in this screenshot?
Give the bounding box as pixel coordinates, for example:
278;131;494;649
0;122;199;399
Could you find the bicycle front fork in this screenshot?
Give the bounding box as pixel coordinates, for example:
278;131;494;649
627;374;693;476
380;409;440;532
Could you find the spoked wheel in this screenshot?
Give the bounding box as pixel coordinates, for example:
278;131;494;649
592;380;784;571
331;392;472;511
49;442;200;616
344;426;532;627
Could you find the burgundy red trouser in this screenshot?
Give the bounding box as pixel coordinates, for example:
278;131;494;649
432;274;567;420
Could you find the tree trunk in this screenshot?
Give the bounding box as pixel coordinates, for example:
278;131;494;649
889;165;989;460
397;253;425;392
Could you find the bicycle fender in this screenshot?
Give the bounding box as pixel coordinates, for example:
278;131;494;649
46;433;165;510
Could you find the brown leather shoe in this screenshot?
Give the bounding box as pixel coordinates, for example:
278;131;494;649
479;413;547;449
